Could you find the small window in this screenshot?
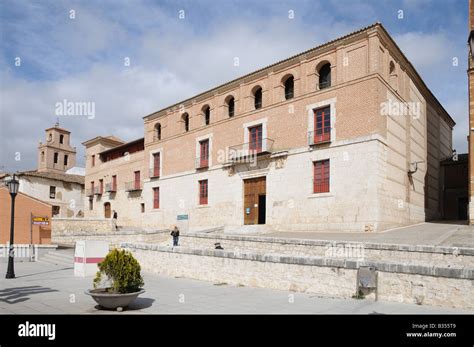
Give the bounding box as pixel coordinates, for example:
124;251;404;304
203;106;210;125
226;96;235;117
41;151;45;162
254;87;262;109
48;133;53;141
52;205;60;216
99;179;103;194
112;175;117;191
53;152;59;164
182;113;189;132
154;123;161;141
89;198;93;210
59;134;64;144
284;76;294;100
153;187;160;209
64;154;68;166
318;63;331;90
389;61;395;75
91;155;95;167
199;179;208;205
313;160;330;193
134;171;141;190
49;186;56;199
141;203;145;213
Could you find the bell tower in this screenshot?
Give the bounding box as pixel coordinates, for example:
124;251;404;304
38;122;77;173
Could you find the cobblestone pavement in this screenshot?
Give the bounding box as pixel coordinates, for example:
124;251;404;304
0;262;471;314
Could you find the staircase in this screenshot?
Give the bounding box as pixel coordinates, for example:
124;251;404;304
39;248;74;267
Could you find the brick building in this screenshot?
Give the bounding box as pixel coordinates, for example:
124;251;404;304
84;23;455;232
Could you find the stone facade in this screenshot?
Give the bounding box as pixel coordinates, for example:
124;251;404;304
84;23;455;232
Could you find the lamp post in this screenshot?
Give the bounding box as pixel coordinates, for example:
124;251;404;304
5;174;19;279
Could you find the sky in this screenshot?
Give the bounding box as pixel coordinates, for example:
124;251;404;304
0;0;468;171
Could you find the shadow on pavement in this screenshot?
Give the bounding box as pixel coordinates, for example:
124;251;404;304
0;286;59;304
15;267;73;279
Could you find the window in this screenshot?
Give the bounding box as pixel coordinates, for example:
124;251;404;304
49;186;56;199
226;96;235;117
203;106;210;125
199;179;208;205
52;206;60;216
318;63;331;90
152;153;160;177
99;179;103;194
154;123;161;141
134;171;141;190
141;203;145;213
89;198;93;210
41;151;45;162
313;106;331;143
284;75;294;100
249;125;263;153
254;87;262;109
389;61;395;75
313;160;330;193
182;113;189;132
153;187;160;209
59;134;64;144
92;155;95;167
90;181;94;195
54;152;59;164
112;175;117;191
64;154;68;166
199;139;209;168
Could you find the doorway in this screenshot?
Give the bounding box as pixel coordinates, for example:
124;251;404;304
104;202;111;218
243;177;266;225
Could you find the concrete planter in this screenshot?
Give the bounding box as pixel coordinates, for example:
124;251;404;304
85;288;145;311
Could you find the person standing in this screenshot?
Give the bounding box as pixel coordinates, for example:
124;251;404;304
112;210;118;231
171;225;180;246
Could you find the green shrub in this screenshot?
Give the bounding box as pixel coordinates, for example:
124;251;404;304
93;249;144;294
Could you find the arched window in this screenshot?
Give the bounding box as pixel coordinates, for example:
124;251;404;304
203;105;210;125
253;87;262;109
389;61;395;75
154;123;161;141
226;96;235;117
318;63;331;90
182;113;189;132
284;75;294;100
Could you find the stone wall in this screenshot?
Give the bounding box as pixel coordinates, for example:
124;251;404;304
52;229;169;248
160;232;474;268
53;217;114;234
122;242;474;309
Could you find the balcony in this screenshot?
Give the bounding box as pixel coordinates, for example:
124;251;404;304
86;188;94;197
195;156;209;169
228;138;274;162
105;183;117;192
149;168;160;179
94;186;103;196
125;181;143;192
308;129;331;146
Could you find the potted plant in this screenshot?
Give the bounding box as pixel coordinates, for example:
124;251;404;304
85;249;145;311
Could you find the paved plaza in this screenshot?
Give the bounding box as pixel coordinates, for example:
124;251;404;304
0;261;472;314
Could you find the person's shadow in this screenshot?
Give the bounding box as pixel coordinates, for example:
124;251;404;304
0;286;59;304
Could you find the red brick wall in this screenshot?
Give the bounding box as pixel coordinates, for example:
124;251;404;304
0;187;52;244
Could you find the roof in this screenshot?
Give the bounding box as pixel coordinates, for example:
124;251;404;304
45;126;71;133
65;166;86;176
142;22;455;128
14;170;85;185
81;135;125;147
99;137;144;156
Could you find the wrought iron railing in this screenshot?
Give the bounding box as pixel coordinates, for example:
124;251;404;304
125;181;143;192
228;138;274;161
308;129;331;145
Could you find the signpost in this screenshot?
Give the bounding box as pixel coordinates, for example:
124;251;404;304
32;217;49;225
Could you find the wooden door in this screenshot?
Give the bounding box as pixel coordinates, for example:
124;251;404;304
243;177;266;225
104;202;111;218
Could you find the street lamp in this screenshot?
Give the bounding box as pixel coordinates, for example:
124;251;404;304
5;174;19;279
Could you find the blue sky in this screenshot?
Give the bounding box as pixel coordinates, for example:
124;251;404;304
0;0;469;171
